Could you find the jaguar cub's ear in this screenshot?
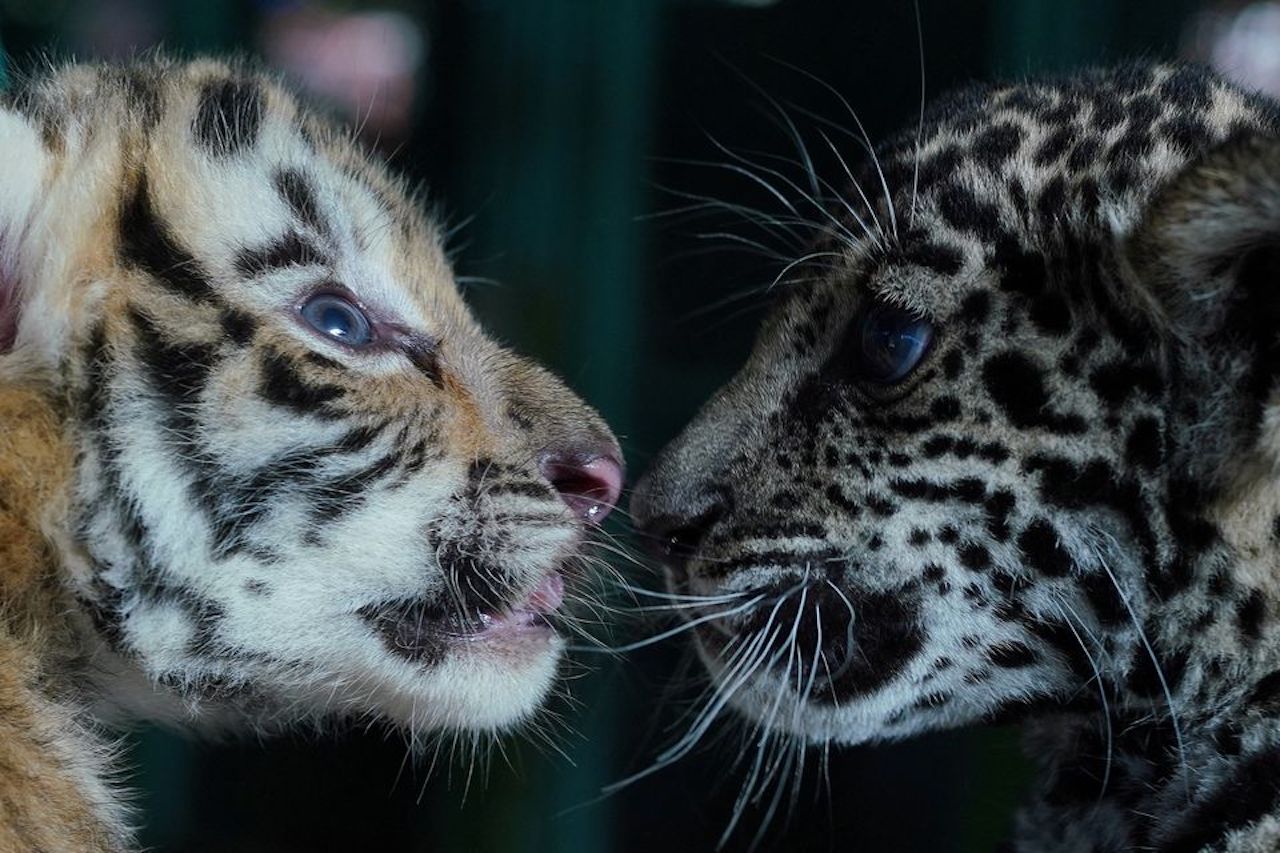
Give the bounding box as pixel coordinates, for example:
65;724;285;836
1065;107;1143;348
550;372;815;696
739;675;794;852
1127;133;1280;481
1128;133;1280;333
0;106;52;355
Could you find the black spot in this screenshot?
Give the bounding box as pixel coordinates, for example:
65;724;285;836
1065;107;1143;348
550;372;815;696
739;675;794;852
958;290;991;326
911;242;964;276
304;351;345;371
983;351;1087;434
864;494;897;518
1237;590;1266;641
824;484;861;517
1159;66;1212;111
811;588;925;705
1125;416;1162;471
979;443;1009;464
984;491;1015;541
972;122;1024;170
936;183;1002;240
941;350;964;379
1080;570;1127;627
193;77;265;156
1066;137;1101;171
931;396;961;421
911;691;952;711
1017;519;1072;577
1033;126;1074;166
1126;639;1188;699
922;435;952;458
1026;619;1096;684
1028;292;1072;336
1248;670;1280;711
1160;117;1211;154
959;543;990;572
1088;361;1162;409
988;642;1038;668
1036;175;1066;230
1091;99;1124;131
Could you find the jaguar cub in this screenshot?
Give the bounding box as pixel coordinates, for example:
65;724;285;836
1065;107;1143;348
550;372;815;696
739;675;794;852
636;63;1280;851
0;59;621;849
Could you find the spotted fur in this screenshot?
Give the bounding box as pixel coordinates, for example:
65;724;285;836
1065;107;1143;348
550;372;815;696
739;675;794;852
635;63;1280;851
0;58;620;847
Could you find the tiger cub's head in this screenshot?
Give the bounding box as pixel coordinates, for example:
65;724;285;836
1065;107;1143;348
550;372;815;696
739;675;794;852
0;59;621;735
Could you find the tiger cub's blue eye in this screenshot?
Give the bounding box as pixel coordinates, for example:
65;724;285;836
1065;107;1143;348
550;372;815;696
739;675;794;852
855;302;933;384
300;294;374;347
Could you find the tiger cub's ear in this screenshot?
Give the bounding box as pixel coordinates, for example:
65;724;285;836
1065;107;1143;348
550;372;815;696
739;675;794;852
1126;133;1280;484
0;106;52;354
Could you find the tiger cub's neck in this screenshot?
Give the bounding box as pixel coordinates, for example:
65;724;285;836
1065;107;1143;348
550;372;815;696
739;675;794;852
0;383;129;849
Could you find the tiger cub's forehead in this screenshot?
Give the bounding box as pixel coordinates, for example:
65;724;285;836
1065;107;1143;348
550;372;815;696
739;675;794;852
25;59;464;330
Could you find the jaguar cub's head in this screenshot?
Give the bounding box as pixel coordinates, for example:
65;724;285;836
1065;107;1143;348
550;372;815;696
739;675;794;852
635;65;1280;747
0;60;621;734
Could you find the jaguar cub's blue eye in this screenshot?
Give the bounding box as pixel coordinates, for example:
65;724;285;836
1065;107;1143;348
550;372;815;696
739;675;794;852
855;302;933;384
300;294;374;347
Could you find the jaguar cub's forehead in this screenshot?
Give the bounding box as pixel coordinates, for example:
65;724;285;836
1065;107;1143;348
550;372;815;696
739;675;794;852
786;64;1278;321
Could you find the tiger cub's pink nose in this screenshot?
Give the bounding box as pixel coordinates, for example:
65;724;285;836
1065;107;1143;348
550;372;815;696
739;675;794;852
540;452;624;523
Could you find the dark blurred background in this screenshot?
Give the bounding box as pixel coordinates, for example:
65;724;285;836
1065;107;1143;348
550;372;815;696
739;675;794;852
1;0;1275;850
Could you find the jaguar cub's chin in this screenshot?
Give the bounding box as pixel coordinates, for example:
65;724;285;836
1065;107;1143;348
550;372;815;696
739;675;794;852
675;572;933;746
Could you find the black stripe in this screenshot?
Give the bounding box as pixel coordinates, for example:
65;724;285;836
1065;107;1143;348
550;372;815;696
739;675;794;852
1163;747;1280;853
80;321;113;428
404;336;443;387
119;176;215;303
308;453;399;529
220;309;257;346
274;167;331;236
259;350;344;416
129;306;217;409
485;480;556;500
116;68;162;131
193;77;264;156
234;231;329;278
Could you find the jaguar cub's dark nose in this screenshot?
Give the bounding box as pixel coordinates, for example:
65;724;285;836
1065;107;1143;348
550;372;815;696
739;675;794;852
540;450;623;524
638;504;725;580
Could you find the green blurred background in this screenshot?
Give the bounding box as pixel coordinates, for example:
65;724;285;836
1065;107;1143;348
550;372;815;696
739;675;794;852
0;0;1264;850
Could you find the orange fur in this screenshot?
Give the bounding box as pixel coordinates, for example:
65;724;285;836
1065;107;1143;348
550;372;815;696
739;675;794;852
0;384;119;850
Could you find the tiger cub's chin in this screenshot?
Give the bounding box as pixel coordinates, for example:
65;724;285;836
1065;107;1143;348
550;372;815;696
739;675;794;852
0;56;622;846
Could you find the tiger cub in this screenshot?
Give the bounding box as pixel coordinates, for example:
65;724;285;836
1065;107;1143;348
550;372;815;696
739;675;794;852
0;58;622;849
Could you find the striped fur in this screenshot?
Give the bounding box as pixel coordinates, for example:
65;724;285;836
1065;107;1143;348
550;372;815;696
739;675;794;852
0;57;619;846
